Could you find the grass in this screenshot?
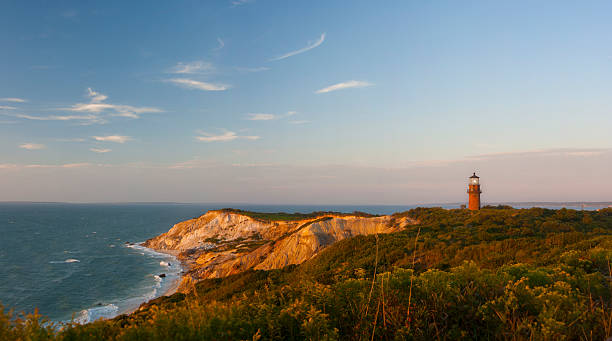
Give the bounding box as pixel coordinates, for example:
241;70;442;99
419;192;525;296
217;208;380;222
1;207;612;340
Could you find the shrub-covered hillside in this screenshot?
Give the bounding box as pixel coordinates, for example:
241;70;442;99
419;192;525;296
2;207;612;340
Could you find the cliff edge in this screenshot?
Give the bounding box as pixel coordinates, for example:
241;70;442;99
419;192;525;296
143;209;417;292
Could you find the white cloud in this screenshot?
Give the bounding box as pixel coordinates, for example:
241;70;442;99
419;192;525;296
231;0;254;7
0;106;16;110
215;38;225;51
467;148;611;160
235;66;270;72
0;98;27;103
92;135;131;143
169;61;214;74
247;113;275;121
246;111;298;121
15;113;106;124
25;163;90;169
315;80;373;94
87;87;108;103
196;130;260;142
55;88;162;122
270;33;326;61
90;148;112;153
166;78;228;91
19;143;45;150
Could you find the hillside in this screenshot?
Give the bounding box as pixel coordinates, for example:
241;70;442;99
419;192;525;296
142;209;416;291
2;207;612;340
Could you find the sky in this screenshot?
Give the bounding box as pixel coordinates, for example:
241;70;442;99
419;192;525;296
1;1;611;204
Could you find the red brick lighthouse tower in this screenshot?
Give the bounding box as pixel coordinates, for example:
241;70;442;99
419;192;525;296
467;172;482;210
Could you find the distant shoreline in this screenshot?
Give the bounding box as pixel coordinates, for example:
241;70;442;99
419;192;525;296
1;201;611;208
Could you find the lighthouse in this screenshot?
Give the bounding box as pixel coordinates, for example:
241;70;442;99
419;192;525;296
467;172;482;210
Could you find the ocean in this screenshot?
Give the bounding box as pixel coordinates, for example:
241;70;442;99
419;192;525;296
0;202;606;323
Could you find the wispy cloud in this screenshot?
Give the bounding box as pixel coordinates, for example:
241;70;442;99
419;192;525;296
196;130;260;142
0;105;16;110
247;113;276;121
19;143;45;150
25;163;90;169
167;159;219;170
166;78;229;91
214;38;225;51
467;148;611;160
92;135;131;143
14;113;104;124
289;120;310;125
270;33;326;61
235;66;270;73
246;111;298;121
168;61;214;74
64;88;162;120
315;80;373;94
0;98;27;103
87;87;107;102
231;0;254;7
90;148;112;153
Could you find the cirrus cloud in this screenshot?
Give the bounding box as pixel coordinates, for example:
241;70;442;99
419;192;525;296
90;148;112;153
196;130;260;142
245;111;298;121
168;61;214;74
0;98;27;103
166;78;229;91
315;80;373;94
247;113;275;121
19;143;46;150
270;33;326;61
92;135;131;143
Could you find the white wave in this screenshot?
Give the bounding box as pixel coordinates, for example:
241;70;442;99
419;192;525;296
50;259;80;264
74;304;118;324
66;242;183;324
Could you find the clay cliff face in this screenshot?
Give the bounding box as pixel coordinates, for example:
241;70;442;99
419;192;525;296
143;210;416;292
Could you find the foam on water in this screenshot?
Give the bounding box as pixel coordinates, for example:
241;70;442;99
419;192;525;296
49;259;80;264
68;242;182;324
74;304;119;324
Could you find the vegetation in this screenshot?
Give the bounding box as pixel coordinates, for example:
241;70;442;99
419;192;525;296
216;208;379;222
2;207;612;340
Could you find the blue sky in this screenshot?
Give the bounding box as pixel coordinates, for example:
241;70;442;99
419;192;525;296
1;1;611;203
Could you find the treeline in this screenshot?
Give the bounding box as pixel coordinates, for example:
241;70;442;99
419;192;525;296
1;207;611;340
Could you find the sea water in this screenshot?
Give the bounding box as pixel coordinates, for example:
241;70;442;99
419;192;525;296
0;202;605;323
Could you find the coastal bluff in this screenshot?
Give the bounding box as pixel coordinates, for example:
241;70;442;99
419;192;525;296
143;209;417;292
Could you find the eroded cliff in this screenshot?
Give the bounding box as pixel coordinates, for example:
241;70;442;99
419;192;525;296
143;210;416;292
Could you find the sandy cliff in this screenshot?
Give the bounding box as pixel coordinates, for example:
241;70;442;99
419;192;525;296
144;210;416;292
